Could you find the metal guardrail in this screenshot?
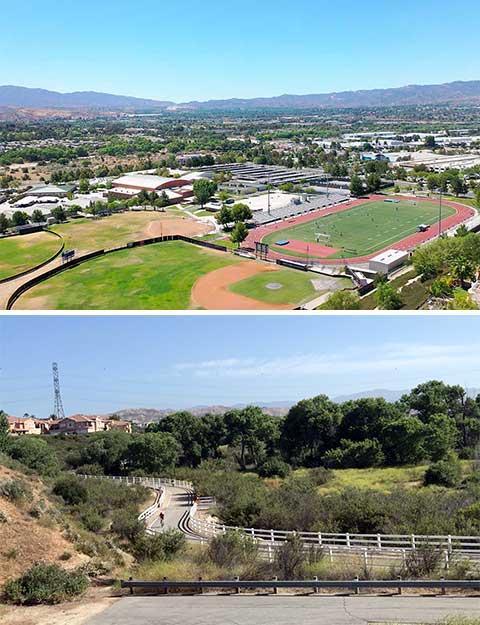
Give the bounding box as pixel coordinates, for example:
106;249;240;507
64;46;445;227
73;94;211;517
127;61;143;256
121;578;480;596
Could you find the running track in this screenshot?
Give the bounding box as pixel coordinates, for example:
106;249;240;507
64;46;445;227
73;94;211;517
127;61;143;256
244;195;476;265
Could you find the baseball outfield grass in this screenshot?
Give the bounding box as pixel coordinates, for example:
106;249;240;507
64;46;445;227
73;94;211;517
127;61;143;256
229;270;351;305
14;241;242;310
263;199;455;258
0;231;62;281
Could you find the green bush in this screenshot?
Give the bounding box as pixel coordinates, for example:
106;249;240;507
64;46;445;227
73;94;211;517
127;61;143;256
0;478;32;503
3;563;88;605
133;530;186;562
424;456;462;488
323;439;385;469
7;437;59;476
110;507;144;543
274;533;307;580
257;457;290;478
207;530;258;568
53;476;88;505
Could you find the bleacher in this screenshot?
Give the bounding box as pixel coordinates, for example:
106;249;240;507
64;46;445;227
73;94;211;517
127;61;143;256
252;191;349;225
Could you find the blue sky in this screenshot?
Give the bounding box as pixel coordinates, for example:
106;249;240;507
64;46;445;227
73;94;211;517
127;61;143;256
1;1;479;101
1;315;480;417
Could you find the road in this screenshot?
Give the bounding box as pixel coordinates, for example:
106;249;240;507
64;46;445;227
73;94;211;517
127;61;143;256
148;485;199;539
86;595;480;625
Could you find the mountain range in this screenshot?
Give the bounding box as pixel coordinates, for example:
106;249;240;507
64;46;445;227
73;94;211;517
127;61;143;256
104;387;480;425
2;80;480;113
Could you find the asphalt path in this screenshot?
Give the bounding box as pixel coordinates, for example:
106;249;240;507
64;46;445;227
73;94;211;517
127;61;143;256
86;595;480;625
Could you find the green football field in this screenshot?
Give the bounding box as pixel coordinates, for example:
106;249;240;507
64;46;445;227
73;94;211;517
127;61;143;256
14;241;242;310
263;199;455;258
0;231;63;281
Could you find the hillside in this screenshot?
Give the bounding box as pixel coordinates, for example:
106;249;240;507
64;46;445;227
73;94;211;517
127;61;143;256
0;465;86;585
2;80;480;113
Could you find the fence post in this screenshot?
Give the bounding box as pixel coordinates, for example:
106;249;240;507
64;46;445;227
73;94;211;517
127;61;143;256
163;577;168;594
411;534;416;550
271;529;275;543
314;576;319;594
329;548;333;564
377;534;382;549
440;577;446;596
397;576;402;595
444;551;450;571
318;532;322;546
354;576;360;595
128;576;133;595
198;576;203;594
363;549;368;569
272;576;278;595
346;533;351;549
234;576;240;594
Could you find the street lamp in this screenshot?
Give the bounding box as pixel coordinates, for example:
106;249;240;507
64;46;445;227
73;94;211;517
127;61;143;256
437;187;443;238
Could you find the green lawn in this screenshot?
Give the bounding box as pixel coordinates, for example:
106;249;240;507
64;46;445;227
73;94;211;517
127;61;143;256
49;212;164;252
15;241;242;310
0;231;62;281
229;270;350;305
263;199;456;258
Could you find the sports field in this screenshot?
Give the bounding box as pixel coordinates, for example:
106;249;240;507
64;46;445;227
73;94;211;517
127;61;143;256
229;270;351;306
0;231;62;281
14;241;241;310
263;199;455;258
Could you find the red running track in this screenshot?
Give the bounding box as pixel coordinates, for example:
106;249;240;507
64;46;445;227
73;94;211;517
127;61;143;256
244;195;476;265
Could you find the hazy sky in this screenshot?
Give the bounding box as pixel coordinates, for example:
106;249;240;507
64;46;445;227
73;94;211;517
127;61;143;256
1;315;479;417
1;0;479;101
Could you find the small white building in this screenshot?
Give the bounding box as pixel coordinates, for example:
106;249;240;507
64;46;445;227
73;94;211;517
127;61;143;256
369;249;409;274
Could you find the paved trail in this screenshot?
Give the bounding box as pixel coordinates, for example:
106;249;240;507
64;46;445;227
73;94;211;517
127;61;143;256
86;595;480;625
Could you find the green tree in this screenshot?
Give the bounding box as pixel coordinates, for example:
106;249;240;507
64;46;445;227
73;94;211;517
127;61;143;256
366;173;381;193
8;437;59;476
148;412;203;467
216;205;232;227
124;432;178;474
0;213;10;233
280;395;343;466
0;411;10;452
321;290;360;310
449;255;476;288
231;203;253;223
193;179;217;208
349;175;364;197
30;209;44;224
375;282;403;310
78;178;90;194
51;206;66;223
455;224;469;238
230;221;248;247
224;406;279;470
11;211;29;227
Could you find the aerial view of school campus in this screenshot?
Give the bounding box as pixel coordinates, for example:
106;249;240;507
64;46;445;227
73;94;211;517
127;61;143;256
1;110;480;311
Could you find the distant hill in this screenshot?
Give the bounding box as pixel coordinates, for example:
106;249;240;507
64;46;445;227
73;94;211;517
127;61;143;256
101;387;480;425
2;80;480;113
0;85;172;110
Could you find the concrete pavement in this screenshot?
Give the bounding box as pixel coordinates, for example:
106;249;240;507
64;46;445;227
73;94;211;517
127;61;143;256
86;595;480;625
149;486;193;534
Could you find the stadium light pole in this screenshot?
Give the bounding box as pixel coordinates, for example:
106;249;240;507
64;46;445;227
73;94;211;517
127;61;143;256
438;187;443;238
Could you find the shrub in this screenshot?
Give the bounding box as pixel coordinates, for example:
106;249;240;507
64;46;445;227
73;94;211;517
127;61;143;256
58;552;72;561
3;563;88;605
53;476;88;506
0;510;8;523
207;531;258;569
323;439;385;469
133;530;186;562
7;437;59;476
424;456;462;488
79;509;104;532
402;544;443;578
110;507;144;543
274;533;307;580
257;457;290;478
0;478;32;503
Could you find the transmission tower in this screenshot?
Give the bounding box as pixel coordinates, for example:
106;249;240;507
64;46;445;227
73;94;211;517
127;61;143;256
52;362;65;419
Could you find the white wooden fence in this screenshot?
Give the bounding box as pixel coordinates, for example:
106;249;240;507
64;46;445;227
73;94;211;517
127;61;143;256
78;474;480;565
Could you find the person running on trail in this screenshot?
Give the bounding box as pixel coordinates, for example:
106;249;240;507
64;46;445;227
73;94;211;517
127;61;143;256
159;511;165;527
